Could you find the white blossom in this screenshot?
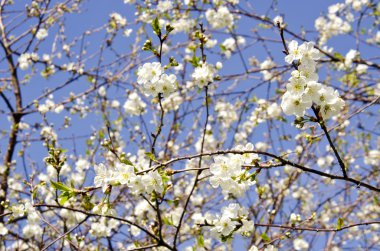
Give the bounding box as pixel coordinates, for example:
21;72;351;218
36;28;48;40
293;238;309;250
191;63;216;88
206;6;234;29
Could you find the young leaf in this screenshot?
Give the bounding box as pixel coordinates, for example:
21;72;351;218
120;153;134;166
152;17;161;36
51;181;73;192
337;217;344;230
261;232;271;242
59;191;72;205
197;235;205;247
145;152;156;161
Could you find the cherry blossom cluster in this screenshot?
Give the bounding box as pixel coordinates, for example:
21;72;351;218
137;62;177;97
94;162;165;196
107;12;127;33
191;62;217;88
235;100;281;143
221;36;245;58
315;1;372;45
18;53;39;70
123;92;147;116
206;203;254;241
215;100;238;128
160;92;184;111
209;143;260;197
281;41;345;119
205;6;234;29
37;95;64;114
36;28;48;40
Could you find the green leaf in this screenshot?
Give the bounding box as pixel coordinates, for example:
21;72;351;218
337;217;344;230
32;189;38;199
145;152;156;161
197;235;205;247
59;191;72;205
333;52;344;61
161;173;170;184
189;55;200;67
152;17;161;36
261;232;271;242
374;196;379;205
120;153;134;166
51;181;73;192
87;76;94;83
121;158;133;166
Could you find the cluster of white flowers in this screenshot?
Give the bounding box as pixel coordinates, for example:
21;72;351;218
293;238;310;251
18;53;39;70
346;0;369;11
207;203;254;240
364;149;380;166
215;100;238;128
252;100;282;124
11;204;25;218
107;12;127;32
40;126;58;141
69;94;89;117
161;92;183;111
273;15;284;26
221;36;245;58
63;62;85;74
366;31;380;45
343;49;359;69
94;163;129;192
60;209;86;228
291;185;313;202
37;95;64;114
205;6;234;29
205;38;218;48
317;155;335;168
123;92;147;116
137;62;177;97
289;213;302;224
157;0;173;13
281;40;345;119
22;202;43;239
94;163;164;195
194;125;217;152
90;218;119;237
191;63;217;88
0;223;7;236
36;28;48;40
209;143;260;197
128;200;155;236
234;100;281;142
260;57;279;82
314;2;355;45
171;17;195;34
249;245;278;251
124;28;133;37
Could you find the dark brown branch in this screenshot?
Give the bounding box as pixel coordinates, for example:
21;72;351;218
312;106;348;178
